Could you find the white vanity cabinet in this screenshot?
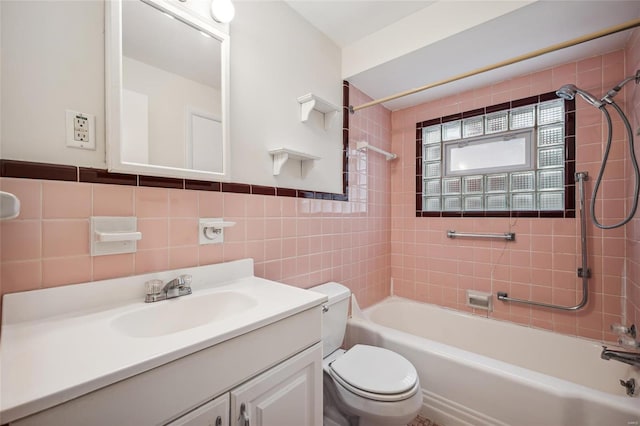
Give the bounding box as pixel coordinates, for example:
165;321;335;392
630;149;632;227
1;260;327;425
230;343;322;426
168;343;322;426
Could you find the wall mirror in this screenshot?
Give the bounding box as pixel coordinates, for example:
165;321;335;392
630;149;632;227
106;0;230;181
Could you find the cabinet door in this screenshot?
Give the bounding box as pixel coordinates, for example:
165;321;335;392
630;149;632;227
230;343;322;426
167;393;229;426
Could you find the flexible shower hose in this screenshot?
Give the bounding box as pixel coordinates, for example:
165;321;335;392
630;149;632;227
591;102;640;229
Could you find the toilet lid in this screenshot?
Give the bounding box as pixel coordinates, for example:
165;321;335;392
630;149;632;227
329;345;418;397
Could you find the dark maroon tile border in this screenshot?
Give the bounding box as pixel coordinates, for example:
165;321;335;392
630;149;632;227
277;188;297;197
511;95;539;108
441;112;462;123
221;182;250;194
485;102;511;114
316;192;333;200
79;167;137;186
462;108;485;119
296;190;314;199
342;81;350;197
0;158;353;201
251;185;276;196
1;159;77;182
139;175;184;189
185;180;221;191
415;91;576;219
1;85;354;201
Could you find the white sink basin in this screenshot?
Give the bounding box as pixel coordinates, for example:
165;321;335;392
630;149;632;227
111;291;258;338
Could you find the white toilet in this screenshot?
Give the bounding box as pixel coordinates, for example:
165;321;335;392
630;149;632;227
311;283;422;426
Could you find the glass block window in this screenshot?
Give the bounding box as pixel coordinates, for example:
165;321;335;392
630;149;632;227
417;94;575;217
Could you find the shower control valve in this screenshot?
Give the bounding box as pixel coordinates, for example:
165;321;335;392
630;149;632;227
611;323;636;339
620;378;636;397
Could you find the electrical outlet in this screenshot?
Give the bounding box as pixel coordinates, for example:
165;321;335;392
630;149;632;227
66;110;96;150
74;130;88;142
75;115;88;131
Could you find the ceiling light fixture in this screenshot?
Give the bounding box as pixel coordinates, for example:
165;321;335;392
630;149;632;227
210;0;235;23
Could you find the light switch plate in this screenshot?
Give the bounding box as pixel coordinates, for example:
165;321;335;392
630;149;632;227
66;110;96;150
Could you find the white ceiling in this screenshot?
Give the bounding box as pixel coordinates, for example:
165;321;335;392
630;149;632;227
286;1;640;111
286;1;435;47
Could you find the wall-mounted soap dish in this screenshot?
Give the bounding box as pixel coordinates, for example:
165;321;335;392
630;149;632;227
199;218;236;245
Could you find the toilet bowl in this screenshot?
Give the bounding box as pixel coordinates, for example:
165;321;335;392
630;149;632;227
310;283;422;426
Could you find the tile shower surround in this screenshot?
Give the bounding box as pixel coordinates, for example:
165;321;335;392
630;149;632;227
0;82;393;318
390;48;637;343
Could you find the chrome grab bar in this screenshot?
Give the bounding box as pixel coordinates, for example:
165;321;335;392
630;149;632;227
497;172;590;311
447;230;515;241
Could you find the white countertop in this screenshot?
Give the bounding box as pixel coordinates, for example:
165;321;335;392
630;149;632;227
0;259;326;423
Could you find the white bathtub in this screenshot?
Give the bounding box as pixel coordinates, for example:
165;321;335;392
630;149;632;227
344;296;640;426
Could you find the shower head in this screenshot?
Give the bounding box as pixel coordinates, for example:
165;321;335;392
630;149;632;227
556;84;603;108
556;84;577;101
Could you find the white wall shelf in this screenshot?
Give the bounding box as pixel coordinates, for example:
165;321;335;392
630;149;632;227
268;148;320;176
297;93;340;130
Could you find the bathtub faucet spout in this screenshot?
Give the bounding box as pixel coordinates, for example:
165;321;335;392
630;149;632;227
601;346;640;368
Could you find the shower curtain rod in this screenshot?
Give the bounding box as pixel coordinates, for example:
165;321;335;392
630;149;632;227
349;17;640;113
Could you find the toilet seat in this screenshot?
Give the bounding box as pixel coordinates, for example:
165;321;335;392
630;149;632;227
328;344;419;402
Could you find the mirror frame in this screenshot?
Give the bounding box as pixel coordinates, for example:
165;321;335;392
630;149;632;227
106;0;231;181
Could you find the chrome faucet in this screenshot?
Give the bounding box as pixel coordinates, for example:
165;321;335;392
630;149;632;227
145;274;192;303
601;346;640;369
162;275;192;297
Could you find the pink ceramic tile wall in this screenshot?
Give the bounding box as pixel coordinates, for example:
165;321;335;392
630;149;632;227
390;50;633;343
0;86;392;316
625;28;640;328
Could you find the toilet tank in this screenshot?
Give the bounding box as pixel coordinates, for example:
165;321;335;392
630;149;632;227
309;282;351;357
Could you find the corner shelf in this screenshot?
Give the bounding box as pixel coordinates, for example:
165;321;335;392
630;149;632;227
297;93;340;130
269;148;320;176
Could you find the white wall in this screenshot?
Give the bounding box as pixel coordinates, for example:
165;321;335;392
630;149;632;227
1;0;343;193
1;1;105;168
229;2;342;192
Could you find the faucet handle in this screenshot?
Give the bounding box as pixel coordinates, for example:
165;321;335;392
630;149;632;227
177;274;193;297
618;335;640;349
145;279;163;295
611;323;636;338
179;274;192;287
620;378;636;396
